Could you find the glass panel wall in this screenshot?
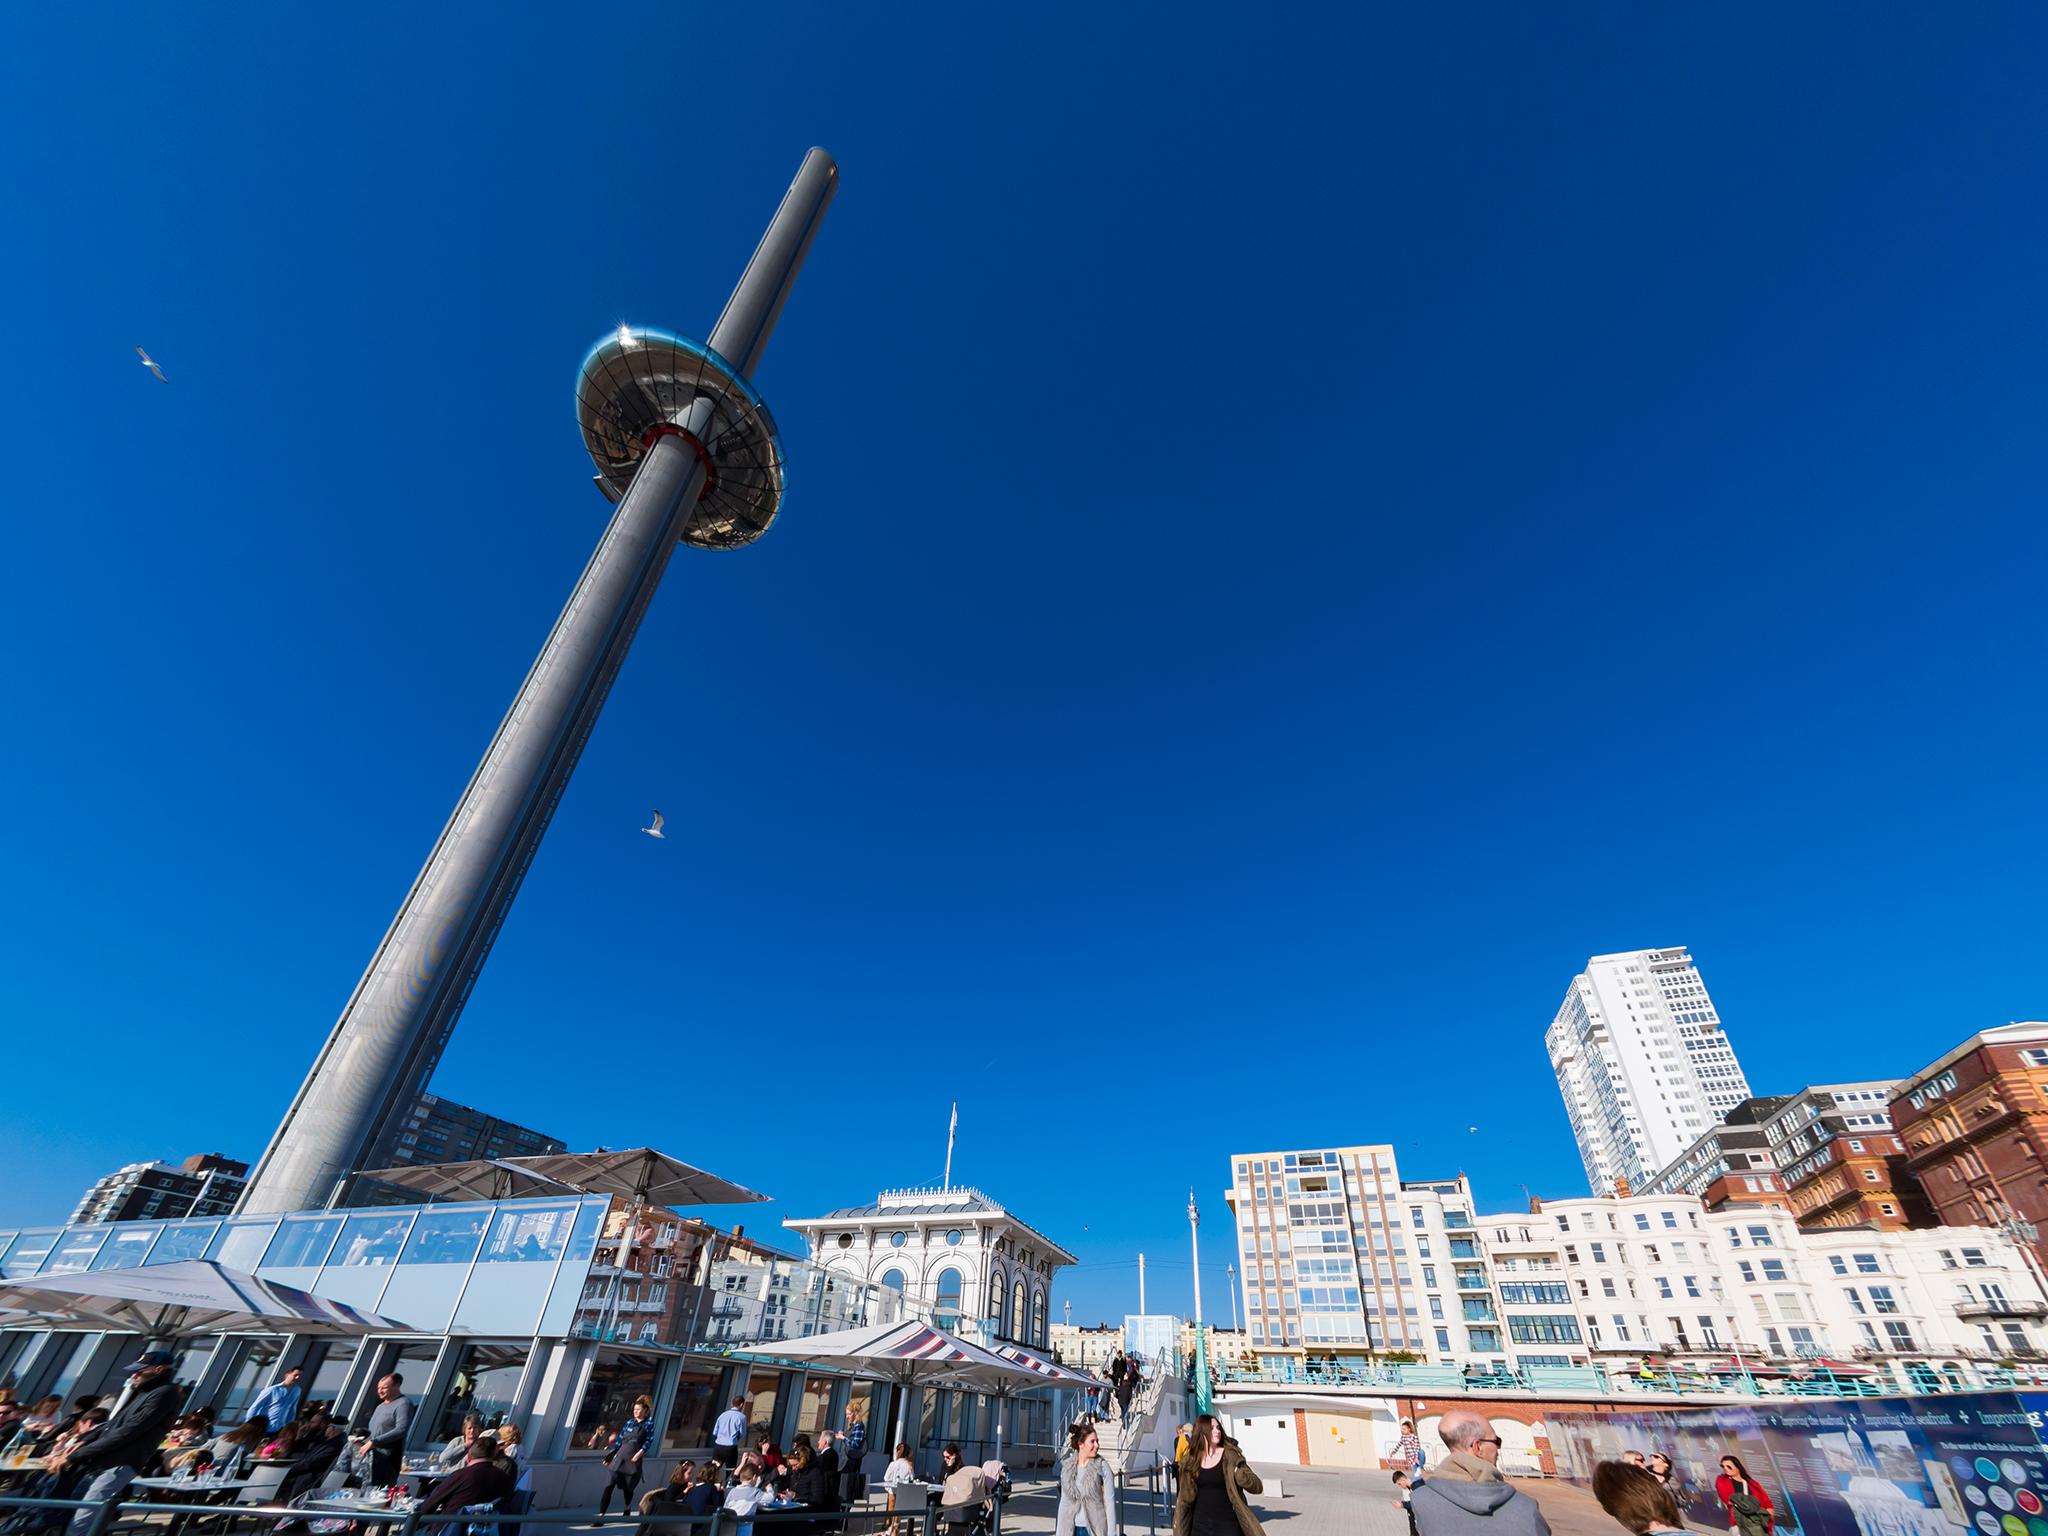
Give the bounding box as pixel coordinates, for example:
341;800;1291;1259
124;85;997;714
90;1226;160;1270
301;1340;360;1416
215;1338;285;1424
149;1222;220;1265
435;1343;529;1439
572;1352;663;1452
662;1367;720;1453
479;1204;576;1263
43;1229;109;1273
44;1334;101;1402
206;1219;280;1271
1;1232;57;1278
742;1370;782;1448
334;1213;414;1268
796;1374;834;1441
265;1216;344;1270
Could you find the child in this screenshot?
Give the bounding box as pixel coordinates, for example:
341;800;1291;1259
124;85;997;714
1392;1468;1419;1536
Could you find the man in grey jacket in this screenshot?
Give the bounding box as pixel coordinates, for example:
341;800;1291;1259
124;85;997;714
366;1374;413;1483
1411;1410;1551;1536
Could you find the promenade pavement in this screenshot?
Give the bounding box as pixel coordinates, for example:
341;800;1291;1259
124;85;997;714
995;1462;1717;1536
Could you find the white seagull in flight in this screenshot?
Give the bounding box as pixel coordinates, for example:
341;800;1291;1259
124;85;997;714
135;346;168;383
641;810;666;840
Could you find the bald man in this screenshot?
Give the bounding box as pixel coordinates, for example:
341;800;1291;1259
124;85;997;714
1410;1410;1550;1536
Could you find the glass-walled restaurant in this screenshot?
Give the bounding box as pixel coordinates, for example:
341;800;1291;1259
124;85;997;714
0;1198;1059;1503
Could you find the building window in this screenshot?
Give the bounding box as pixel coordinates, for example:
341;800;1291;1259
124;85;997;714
933;1268;964;1330
879;1266;905;1292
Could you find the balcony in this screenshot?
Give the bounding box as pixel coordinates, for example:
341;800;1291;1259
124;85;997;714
1958;1300;2048;1320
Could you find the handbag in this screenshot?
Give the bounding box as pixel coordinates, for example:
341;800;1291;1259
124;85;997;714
1730;1484;1771;1536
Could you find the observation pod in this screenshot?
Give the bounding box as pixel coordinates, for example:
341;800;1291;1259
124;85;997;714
576;328;785;549
235;149;837;1217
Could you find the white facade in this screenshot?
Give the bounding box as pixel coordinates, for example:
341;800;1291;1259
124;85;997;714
1048;1323;1124;1372
783;1186;1074;1350
1226;1146;1505;1366
1547;946;1753;1195
1479;1194;2048;1380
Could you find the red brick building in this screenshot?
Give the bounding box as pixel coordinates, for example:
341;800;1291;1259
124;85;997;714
1893;1023;2048;1273
1761;1083;1935;1232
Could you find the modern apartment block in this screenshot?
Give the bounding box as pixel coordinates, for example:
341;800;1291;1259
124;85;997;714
1547;946;1753;1195
68;1153;248;1225
1639;1097;1791;1212
381;1092;567;1167
1225;1145;1505;1369
1893;1023;2048;1275
1478;1194;2048;1382
1759;1082;1932;1231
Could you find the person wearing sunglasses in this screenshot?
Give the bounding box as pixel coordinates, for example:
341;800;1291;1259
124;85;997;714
1410;1409;1551;1536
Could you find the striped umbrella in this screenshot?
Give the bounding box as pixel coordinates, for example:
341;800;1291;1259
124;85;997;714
0;1259;406;1338
730;1319;1047;1451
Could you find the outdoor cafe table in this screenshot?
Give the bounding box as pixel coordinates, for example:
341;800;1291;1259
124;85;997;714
131;1476;264;1534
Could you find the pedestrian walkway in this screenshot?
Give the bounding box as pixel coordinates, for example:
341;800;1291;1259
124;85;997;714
992;1463;1717;1536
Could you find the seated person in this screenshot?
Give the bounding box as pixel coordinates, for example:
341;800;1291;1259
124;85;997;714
640;1463;698;1536
682;1462;724;1517
279;1416;347;1503
437;1414;485;1471
416;1441;512;1518
724;1463;776;1518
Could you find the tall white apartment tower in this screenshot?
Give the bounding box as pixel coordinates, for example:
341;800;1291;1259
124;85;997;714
1546;946;1752;1196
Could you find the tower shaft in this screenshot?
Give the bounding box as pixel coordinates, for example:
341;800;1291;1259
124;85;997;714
239;151;837;1215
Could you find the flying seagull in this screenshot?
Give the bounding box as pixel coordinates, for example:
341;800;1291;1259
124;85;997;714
641;810;666;840
135;346;167;383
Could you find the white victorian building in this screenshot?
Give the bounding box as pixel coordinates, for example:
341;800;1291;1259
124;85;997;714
784;1185;1075;1351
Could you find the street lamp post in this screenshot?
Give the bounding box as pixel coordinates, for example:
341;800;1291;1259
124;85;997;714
1190;1189;1212;1412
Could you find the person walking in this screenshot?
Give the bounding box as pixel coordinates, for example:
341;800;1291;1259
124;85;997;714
599;1396;655;1514
44;1350;182;1536
1594;1462;1688;1535
1394;1418;1424;1474
366;1374;413;1484
1647;1455;1673;1489
1113;1365;1136;1426
713;1397;749;1469
1057;1425;1117;1536
246;1367;305;1434
1715;1455;1773;1536
1172;1415;1263;1536
1409;1410;1551;1536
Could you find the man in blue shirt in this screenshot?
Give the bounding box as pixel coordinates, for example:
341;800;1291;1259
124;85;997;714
712;1396;749;1468
246;1366;304;1433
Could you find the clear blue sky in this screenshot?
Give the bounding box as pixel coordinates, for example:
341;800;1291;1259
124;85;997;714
2;5;2046;1328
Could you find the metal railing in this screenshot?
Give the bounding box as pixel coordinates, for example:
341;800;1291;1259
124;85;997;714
1207;1358;2048;1398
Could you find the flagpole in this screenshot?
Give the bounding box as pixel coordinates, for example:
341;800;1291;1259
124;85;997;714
944;1102;957;1191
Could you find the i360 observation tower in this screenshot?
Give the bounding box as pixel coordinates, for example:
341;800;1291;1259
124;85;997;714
238;149;839;1215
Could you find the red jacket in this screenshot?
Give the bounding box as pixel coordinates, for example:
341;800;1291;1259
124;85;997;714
1716;1474;1773;1520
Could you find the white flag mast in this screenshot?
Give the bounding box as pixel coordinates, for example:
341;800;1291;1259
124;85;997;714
943;1101;958;1191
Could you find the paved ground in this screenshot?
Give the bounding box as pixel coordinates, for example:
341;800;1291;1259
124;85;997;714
996;1463;1715;1536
